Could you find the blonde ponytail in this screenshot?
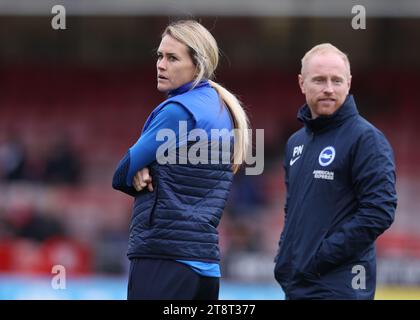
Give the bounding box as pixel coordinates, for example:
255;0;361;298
163;20;250;173
209;80;249;173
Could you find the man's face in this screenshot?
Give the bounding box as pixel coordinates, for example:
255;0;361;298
156;35;196;92
298;52;351;119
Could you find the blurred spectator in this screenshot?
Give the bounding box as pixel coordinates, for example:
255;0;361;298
264;119;300;171
4;202;66;243
43;135;82;185
227;171;267;217
0;132;27;181
94;229;129;274
0;208;15;240
17;211;66;242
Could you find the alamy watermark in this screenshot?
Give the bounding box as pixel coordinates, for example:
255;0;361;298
50;5;367;31
351;264;366;290
352;5;366;30
155;122;264;175
51;5;66;30
51;264;66;290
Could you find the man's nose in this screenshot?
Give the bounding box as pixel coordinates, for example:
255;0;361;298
323;80;334;94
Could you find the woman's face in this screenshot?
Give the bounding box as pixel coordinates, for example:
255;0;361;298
156;35;196;92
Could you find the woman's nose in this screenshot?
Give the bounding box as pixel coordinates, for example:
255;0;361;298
157;58;166;70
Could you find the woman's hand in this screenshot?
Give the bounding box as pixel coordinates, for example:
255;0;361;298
132;167;154;192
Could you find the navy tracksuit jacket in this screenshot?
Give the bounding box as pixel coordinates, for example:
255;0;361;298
274;95;397;299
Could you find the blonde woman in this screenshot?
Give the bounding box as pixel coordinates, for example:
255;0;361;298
112;20;249;300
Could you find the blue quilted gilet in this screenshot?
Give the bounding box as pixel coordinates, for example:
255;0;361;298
127;82;234;262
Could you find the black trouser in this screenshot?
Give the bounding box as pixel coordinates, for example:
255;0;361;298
127;258;220;300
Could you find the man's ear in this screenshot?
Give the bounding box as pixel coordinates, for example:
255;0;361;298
298;74;305;94
347;75;352;92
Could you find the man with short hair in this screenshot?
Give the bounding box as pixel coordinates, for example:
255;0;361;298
274;43;397;299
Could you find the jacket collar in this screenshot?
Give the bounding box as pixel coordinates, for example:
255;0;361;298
142;80;210;134
297;94;359;133
167;80;210;97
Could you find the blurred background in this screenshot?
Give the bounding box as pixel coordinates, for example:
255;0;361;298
1;0;420;299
